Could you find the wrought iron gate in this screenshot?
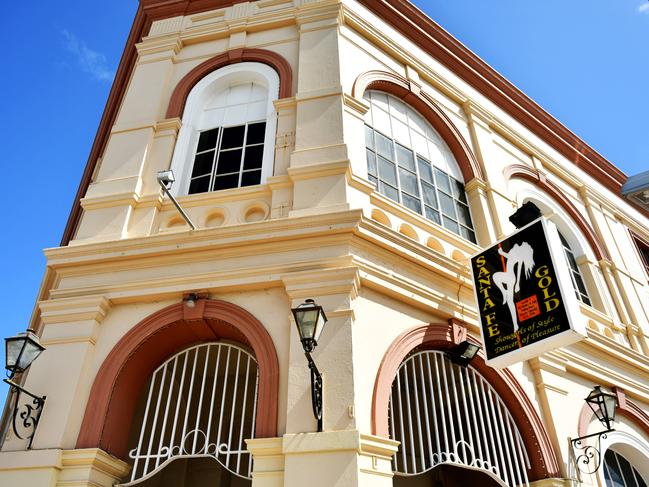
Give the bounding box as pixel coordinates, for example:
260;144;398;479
125;342;259;484
390;350;530;486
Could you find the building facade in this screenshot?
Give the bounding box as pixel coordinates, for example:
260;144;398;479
1;1;648;486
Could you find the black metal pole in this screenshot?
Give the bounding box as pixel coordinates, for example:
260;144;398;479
304;351;323;432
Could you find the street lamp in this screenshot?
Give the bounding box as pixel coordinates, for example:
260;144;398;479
291;299;328;432
3;328;47;449
571;385;618;476
5;329;45;379
585;386;617;431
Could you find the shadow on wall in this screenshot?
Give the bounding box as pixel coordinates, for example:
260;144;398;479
394;463;505;487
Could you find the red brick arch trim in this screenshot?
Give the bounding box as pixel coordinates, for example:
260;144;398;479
76;299;279;460
504;164;608;261
352;70;484;182
578;387;649;438
166;48;293;119
372;321;561;480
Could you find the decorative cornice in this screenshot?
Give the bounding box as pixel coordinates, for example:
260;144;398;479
39;295;111;325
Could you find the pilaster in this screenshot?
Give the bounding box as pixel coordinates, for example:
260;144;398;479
281;266;360;434
2;296;111;451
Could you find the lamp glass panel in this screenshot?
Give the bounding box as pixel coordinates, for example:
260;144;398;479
462;343;480;359
17;340;43;371
603;394;617;424
313;312;326;343
5;337;25;370
296;308;319;341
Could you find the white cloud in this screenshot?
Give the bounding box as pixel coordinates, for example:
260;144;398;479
61;29;114;82
639;2;649;14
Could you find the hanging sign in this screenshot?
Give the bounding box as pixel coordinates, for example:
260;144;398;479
470;218;586;368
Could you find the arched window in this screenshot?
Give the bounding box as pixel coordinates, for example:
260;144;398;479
603;449;647;487
123;342;258;486
169;62;279;196
389;349;530;487
558;232;591;306
364;90;476;243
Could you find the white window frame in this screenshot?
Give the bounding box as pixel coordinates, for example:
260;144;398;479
169;62;280;197
363;90;477;243
597;430;649;487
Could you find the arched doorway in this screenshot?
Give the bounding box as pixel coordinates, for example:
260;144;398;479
120;342;258;486
388;350;529;487
77;299;279;461
372;322;561;484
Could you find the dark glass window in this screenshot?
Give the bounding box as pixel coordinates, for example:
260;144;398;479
188;122;266;195
603;449;647;487
632;234;649;281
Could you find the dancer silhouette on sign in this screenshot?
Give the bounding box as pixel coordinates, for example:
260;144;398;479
493;242;535;332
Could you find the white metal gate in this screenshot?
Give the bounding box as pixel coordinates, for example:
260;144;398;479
390;350;530;486
125;342;259;484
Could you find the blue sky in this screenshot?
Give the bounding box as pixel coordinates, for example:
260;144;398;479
0;1;646;397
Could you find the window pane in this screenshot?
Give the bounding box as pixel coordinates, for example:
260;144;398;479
243;145;264;170
604;451;626;487
399;168;419;196
375;132;394;159
191;151;215;178
461;226;476;243
241;170;262;187
221;125;246;149
443;216;459;234
365;125;375;151
425;206;441;224
369;175;378;187
434;167;452;194
197;128;220;152
367;150;377;176
212;173;240;191
453;178;468;203
189;176;210;194
216;149;243;174
417;157;434;184
246;122;266;145
456;202;473;226
379;181;399;202
402;193;421;214
396;144;415;170
378;156;397;186
422;182;437;208
439;191;456;218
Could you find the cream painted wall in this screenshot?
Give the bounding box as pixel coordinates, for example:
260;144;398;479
2;1;649;486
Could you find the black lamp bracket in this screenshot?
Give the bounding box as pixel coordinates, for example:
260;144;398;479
304;351;323;432
3;378;46;449
570;428;614;476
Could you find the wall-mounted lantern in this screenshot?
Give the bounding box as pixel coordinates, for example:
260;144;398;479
4;329;47;449
571;385;617;476
291;299;327;432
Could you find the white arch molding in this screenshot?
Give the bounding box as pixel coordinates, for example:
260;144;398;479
169;62;280;196
597;430;649;486
510;182;614;315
